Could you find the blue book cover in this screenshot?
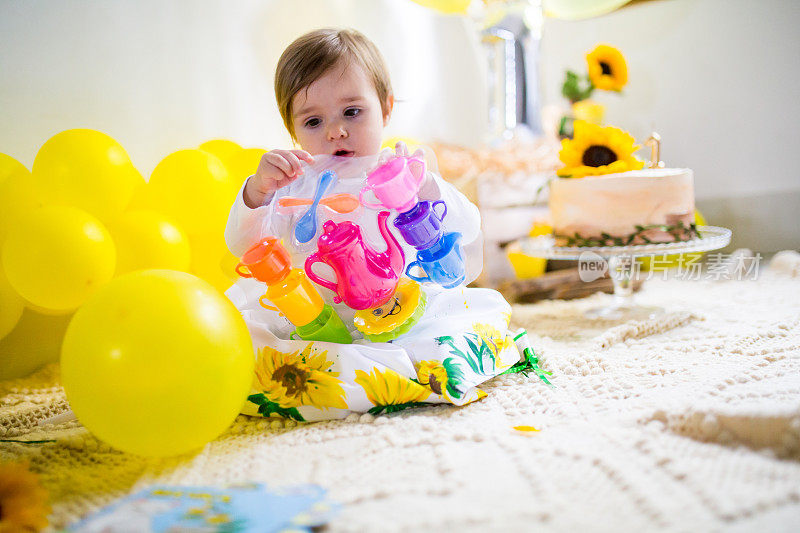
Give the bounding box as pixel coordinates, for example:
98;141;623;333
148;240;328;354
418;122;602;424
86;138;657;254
70;483;339;532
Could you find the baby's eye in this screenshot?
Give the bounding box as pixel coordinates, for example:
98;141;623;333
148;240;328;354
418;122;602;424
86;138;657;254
304;117;321;128
344;107;361;118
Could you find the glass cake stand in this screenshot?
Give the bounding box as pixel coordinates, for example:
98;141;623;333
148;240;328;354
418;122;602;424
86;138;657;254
517;226;733;320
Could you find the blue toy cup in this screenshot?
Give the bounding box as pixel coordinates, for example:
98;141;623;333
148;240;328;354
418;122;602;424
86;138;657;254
405;231;465;288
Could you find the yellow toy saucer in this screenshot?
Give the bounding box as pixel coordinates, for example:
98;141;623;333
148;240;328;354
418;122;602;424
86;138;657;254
354;278;427;342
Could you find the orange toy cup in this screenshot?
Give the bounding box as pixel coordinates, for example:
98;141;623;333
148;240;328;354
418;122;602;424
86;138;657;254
236;237;292;284
258;269;325;326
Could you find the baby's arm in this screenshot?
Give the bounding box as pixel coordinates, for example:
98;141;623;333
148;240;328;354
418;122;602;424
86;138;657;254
225;149;313;256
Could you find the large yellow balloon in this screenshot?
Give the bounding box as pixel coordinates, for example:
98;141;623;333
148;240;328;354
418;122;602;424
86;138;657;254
0;266;24;340
0;153;41;246
143;150;236;235
224;147;266;193
60;270;255;457
110;210;191;275
200;139;243;162
31;129;145;223
0;308;73;381
2;205;116;311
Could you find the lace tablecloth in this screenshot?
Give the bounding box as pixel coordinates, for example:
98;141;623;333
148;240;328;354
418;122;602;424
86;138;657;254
2;253;799;531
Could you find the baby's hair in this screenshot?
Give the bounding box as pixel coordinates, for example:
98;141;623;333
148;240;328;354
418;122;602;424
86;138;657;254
275;28;393;140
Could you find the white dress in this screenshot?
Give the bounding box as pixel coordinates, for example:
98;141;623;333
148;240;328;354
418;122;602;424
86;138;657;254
224;153;533;421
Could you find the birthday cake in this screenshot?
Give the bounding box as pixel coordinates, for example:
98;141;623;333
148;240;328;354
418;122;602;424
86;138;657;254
549;168;697;247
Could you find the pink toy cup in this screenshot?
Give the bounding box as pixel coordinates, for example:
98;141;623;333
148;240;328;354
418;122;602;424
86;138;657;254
359;156;426;212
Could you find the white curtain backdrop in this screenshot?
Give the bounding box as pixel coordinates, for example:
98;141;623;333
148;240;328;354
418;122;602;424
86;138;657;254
0;0;487;176
1;0;799;250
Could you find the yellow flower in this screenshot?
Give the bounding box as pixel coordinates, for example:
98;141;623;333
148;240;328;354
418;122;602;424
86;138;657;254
556;120;644;178
416;360;451;398
0;461;50;533
571;99;605;125
254;344;347;410
586;44;628;91
472;322;519;370
355;367;431;408
472;323;512;357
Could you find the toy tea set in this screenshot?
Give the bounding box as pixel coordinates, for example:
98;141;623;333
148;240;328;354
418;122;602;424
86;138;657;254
236;155;466;344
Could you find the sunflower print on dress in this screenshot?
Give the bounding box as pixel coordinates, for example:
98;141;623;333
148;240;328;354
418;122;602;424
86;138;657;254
248;344;347;421
354;367;431;415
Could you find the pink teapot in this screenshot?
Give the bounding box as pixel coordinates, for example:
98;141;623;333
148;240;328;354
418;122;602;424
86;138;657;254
305;211;405;310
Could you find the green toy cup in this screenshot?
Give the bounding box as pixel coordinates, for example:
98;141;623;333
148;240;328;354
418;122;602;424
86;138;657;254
290;304;352;344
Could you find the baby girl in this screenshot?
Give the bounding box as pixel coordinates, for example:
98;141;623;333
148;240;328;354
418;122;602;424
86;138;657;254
225;28;532;421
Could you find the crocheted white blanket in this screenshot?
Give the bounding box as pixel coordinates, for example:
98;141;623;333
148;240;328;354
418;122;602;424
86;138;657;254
2;253;799;531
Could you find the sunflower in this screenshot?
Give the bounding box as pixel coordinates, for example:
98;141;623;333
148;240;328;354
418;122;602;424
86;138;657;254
0;461;49;532
556;120;644;178
354;367;430;410
254;344;347;410
586;44;628;92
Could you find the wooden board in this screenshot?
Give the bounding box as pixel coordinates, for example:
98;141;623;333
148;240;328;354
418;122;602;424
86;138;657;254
498;268;644;303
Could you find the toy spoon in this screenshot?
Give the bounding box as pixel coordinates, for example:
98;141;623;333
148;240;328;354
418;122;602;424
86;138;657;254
279;193;360;214
294;170;337;243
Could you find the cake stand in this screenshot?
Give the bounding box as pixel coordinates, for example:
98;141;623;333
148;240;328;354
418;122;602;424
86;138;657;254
518;226;732;320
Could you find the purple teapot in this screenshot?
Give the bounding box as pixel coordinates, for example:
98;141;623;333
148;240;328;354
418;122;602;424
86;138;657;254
304;211;405;310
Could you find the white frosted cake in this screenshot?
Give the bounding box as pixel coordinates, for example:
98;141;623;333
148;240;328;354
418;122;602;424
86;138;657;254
548;168;697;246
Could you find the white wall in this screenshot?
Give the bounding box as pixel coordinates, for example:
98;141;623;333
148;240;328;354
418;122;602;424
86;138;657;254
0;0;486;174
1;0;798;249
540;0;800;202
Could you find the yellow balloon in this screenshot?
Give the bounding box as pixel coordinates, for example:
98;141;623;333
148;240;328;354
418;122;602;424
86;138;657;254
408;0;471;14
110;210;191;275
189;232;238;293
0;152;28;178
543;0;633;20
0;153;42;246
25;302;75;316
60;270;255;457
200;139;243;162
224;148;266;192
0;308;73;381
32;129;145;223
143;150;236;235
0;266;24;340
2;205;116;311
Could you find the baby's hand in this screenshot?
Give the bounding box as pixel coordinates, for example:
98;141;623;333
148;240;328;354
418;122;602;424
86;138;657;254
393;141;424;160
393;141;433;189
243;149;313;208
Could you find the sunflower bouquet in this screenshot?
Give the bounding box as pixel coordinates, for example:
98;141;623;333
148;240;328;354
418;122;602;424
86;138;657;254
559;44;628;137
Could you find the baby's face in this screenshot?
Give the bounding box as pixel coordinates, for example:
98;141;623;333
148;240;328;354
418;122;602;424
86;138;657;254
292;61;390;158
